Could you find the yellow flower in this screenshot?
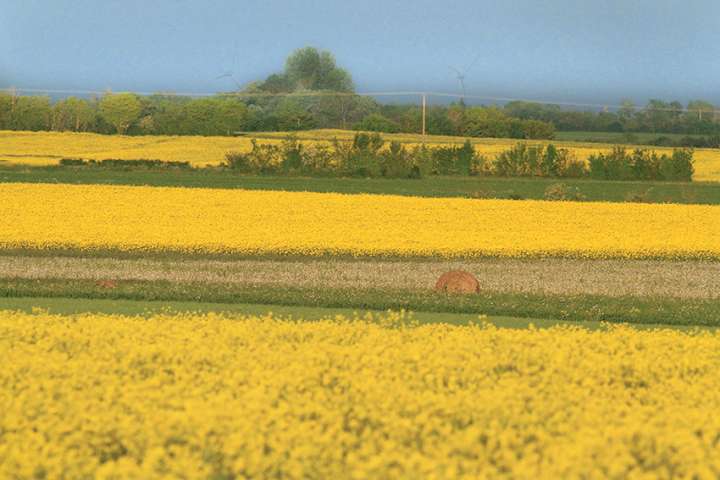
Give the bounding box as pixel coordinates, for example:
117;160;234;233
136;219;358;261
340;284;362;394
2;310;720;478
1;183;718;259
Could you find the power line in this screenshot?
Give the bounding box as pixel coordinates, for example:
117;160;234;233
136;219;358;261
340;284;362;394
0;86;426;98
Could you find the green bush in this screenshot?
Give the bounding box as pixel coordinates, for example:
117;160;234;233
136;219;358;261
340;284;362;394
380;142;419;178
223;137;692;182
353;113;400;133
280;135;304;173
97;159;191;169
431;147;456;175
588;147;633;180
660;149;694;181
539;144;560;176
410;145;434;177
59;158;86;166
342;133;384;177
456;140;474;176
588;147;693;181
431;140;482;176
557;157;587;178
301;144;335;176
224;151;252;172
491;143;586;178
521;119;556;139
59;158;191;169
494;144;542;177
225;139;281;174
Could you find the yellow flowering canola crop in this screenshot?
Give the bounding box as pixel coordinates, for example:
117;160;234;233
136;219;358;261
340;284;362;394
2;310;720;479
2;129;720;181
1;183;719;259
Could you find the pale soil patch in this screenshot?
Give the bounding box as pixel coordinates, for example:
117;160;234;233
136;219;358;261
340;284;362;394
2;256;718;299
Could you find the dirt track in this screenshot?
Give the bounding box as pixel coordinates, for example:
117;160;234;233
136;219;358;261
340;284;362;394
2;255;718;299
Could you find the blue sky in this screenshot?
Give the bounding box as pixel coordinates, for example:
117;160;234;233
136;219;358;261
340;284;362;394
2;0;719;105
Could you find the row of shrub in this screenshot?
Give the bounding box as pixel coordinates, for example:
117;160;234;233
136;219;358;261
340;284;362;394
54;133;693;182
225;134;492;178
492;144;587;178
224;133;695;181
587;147;694;181
59;158;191;169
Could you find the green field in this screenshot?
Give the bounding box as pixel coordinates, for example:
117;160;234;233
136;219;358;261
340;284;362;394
2;277;718;327
0;296;544;328
2;165;720;204
1;296;714;331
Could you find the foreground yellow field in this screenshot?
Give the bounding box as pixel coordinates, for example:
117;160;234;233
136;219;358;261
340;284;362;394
1;183;718;259
2;129;719;181
2;310;720;478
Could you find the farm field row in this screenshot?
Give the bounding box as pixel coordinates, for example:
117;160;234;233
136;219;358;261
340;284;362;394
2;183;719;259
2;129;720;181
3;276;719;326
3;167;720;205
4;296;714;332
0;296;592;329
3;309;720;478
2;255;719;299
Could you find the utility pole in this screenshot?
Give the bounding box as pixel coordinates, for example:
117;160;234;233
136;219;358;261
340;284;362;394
9;87;17;113
421;93;427;141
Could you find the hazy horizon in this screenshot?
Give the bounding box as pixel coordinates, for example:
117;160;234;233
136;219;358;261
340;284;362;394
3;0;720;106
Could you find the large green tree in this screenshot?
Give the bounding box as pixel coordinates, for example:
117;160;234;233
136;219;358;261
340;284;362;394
311;94;377;128
687;100;715;120
9;96;51;131
254;47;354;94
285;47;354;92
0;92;13;129
463;107;513;137
273;97;317;130
179;97;251;135
52;97;95;131
99;93;142;134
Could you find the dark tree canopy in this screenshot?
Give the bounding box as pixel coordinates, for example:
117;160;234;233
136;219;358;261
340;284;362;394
253;47;354;94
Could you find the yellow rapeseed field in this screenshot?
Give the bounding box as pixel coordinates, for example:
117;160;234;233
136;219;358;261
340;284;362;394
2;129;719;181
2;310;720;478
1;183;719;259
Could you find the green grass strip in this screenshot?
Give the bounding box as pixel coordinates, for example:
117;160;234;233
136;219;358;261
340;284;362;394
1;278;717;327
1;166;719;204
2;296;710;331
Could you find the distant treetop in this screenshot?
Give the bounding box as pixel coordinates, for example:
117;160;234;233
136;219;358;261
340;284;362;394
248;46;354;94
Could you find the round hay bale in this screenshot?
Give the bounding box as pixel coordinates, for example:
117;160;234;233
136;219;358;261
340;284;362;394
434;270;479;294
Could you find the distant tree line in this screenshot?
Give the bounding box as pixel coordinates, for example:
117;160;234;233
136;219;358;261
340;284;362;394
1;46;717;141
503;99;720;135
646;135;720;148
0;91;555;140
